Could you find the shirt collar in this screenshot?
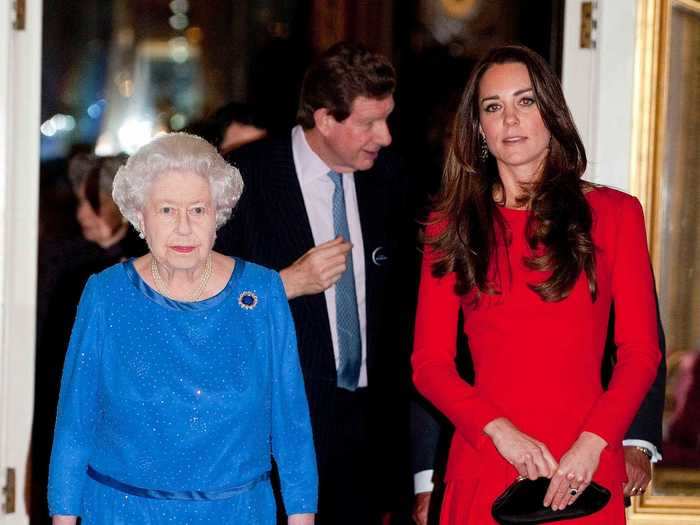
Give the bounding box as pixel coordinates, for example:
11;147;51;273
291;125;354;184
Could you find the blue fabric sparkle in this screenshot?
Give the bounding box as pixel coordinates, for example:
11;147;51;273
47;258;318;524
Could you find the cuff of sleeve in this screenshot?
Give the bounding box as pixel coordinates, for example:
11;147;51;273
48;491;83;517
581;410;622;451
453;401;503;449
285;502;318;516
623;439;662;463
414;469;434;494
49;504;81;518
281;480;318;517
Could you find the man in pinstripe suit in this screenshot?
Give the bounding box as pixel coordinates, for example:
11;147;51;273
216;42;419;524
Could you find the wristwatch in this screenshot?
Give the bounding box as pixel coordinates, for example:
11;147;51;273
634;446;653;460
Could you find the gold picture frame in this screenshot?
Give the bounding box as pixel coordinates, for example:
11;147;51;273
628;0;700;522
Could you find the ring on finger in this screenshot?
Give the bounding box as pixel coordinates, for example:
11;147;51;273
569;485;579;497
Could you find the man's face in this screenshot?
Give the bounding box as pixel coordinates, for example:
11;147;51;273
322;95;394;173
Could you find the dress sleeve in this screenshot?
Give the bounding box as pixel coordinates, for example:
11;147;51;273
582;196;661;447
47;275;104;516
412;222;504;449
268;273;318;515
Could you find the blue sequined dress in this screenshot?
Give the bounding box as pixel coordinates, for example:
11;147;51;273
48;258;318;524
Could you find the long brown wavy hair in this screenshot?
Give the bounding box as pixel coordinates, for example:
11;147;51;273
429;45;596;303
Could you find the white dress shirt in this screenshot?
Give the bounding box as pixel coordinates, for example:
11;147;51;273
291;125;368;387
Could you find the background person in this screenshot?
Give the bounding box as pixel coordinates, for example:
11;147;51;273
216;42;419;524
185;102;269;155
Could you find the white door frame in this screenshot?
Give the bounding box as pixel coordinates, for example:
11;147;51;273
0;0;42;522
561;0;639;193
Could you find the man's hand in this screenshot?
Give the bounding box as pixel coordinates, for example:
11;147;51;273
280;237;352;299
412;491;431;525
623;446;652;497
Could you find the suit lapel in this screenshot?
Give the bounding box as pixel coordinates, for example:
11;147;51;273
264;140;317;259
265;139;337;381
354;165;387;379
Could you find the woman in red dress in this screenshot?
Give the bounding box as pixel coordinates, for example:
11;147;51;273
412;45;660;524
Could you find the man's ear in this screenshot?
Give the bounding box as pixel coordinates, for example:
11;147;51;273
313;108;335;137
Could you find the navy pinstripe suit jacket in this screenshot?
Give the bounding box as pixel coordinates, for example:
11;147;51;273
215;135;419;508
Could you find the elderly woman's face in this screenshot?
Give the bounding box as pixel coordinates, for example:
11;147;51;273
139;171;216;271
478;62;551;177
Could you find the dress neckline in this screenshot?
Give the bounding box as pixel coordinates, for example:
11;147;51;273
123;256;243;312
496;186;605;219
497;205;531;222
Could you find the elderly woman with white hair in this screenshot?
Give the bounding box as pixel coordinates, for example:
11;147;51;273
47;133;317;525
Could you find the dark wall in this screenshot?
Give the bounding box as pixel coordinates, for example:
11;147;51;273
391;0;565;201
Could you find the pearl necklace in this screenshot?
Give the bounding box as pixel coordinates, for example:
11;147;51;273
150;253;213;302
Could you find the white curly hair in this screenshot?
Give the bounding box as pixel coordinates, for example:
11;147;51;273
112;132;244;232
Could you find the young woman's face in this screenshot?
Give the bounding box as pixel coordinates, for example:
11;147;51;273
478;62;551;177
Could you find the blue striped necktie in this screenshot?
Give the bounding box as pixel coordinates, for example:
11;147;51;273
327;170;361;391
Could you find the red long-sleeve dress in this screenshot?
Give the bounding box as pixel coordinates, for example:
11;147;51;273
412;187;660;524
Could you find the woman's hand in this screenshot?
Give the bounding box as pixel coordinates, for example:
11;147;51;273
52;516;77;525
288;512;314;525
543;431;607;511
484;418;558;480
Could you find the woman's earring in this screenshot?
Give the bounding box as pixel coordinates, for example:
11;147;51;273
480;135;489;161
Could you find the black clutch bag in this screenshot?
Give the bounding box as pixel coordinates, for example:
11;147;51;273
491;476;611;524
